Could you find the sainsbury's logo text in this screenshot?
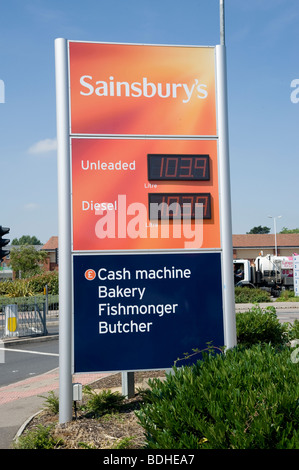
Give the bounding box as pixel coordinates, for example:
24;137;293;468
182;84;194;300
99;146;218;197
79;75;208;103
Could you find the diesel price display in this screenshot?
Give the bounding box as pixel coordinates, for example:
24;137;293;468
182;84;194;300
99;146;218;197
148;193;211;220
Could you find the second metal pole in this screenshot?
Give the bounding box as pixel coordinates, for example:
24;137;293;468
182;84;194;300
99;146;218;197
220;0;225;46
122;372;135;398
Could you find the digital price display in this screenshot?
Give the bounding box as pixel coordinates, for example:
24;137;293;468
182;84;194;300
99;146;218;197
148;193;211;220
147;154;210;181
71;138;220;251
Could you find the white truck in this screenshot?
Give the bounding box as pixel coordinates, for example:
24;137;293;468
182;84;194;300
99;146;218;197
233;254;294;296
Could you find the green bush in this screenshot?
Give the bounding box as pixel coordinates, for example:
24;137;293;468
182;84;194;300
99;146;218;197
81;387;126;418
39;391;59;414
0;279;34;298
235;286;271;303
136;344;299;449
276;290;299;302
13;425;63;449
0;272;58;297
28;271;59;295
287;320;299;342
0;280;12;295
236;305;288;347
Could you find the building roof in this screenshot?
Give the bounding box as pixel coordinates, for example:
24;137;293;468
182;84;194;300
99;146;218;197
233;234;299;248
42;236;58;251
40;234;299;252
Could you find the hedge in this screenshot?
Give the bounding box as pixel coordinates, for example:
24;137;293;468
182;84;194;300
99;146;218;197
136;344;299;449
136;306;299;449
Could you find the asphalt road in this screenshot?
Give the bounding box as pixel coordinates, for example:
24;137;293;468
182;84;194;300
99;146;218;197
0;336;59;449
0;338;59;387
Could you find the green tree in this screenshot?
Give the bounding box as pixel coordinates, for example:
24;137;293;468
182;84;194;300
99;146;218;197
11;235;42;245
10;245;48;279
279;227;299;233
246;226;270;234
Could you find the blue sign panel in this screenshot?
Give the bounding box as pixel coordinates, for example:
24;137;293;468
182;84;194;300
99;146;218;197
73;252;224;372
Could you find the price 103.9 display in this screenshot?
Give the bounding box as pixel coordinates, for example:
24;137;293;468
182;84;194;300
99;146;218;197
147;154;210;181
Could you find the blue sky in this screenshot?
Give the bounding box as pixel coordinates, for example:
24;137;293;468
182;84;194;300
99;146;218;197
0;0;298;244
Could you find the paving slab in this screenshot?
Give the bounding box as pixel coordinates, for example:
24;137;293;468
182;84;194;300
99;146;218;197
0;368;110;449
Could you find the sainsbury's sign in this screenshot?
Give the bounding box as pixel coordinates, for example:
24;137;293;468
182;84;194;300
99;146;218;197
68;42;216;136
79;75;209;103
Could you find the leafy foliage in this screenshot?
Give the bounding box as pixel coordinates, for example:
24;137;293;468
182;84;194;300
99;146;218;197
11;235;42;245
0;279;34;297
81;388;126;418
112;436;136;449
39;391;59;414
236;305;288;347
14;425;63;449
10;245;48;279
246;225;270;234
235;286;271;303
279;227;299;234
136;344;299;449
276;290;299;302
287;319;299;341
0;271;58;298
28;271;59;295
137;307;299;449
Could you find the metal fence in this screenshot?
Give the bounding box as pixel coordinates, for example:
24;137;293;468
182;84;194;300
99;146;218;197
0;294;59;339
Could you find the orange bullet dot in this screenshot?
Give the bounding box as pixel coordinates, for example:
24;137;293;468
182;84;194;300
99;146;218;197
85;269;96;280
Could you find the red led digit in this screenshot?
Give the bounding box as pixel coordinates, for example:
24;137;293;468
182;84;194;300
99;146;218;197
182;195;194;216
194;158;207;178
165;158;178;178
180;158;193;178
161;195;167;218
167;196;180;217
195;195;209;217
160;157;164;177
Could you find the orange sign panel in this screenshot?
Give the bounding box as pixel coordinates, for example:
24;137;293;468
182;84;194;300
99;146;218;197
71;138;220;251
69;42;216;136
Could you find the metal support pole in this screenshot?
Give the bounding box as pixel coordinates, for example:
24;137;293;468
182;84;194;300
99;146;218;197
216;43;237;350
274;218;277;257
122;372;135;398
220;0;225;46
44;284;48;315
44;284;48;335
55;38;73;424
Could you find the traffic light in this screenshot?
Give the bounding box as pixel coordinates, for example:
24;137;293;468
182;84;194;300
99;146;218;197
0;226;10;262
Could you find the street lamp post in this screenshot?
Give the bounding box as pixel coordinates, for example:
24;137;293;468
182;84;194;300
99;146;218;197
220;0;225;46
268;215;282;256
